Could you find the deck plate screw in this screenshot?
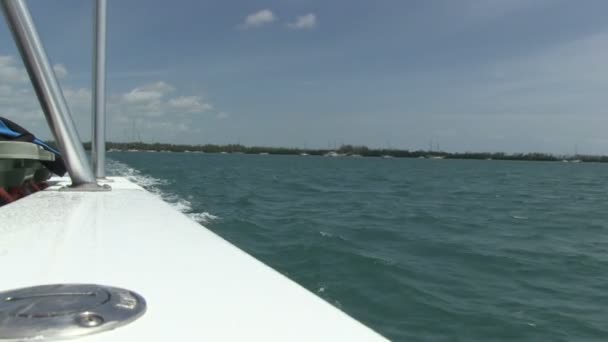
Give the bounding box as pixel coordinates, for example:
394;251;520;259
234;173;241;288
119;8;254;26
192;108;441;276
76;312;104;327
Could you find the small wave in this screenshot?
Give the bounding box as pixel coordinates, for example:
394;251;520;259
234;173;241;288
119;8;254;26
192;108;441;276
107;159;219;224
107;159;168;188
189;212;220;224
511;215;529;220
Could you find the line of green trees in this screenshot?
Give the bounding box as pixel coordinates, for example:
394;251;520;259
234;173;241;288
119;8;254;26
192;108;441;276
72;141;608;163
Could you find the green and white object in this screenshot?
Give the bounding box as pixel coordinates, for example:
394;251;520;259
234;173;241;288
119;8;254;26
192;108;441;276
0;141;54;188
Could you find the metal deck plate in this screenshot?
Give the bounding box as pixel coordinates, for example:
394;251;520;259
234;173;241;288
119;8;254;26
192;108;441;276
0;284;146;340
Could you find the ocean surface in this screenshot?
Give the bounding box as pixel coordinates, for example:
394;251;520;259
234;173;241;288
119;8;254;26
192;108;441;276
108;152;608;341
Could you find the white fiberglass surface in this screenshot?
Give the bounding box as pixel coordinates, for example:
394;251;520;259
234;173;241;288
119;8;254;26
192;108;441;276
0;177;385;341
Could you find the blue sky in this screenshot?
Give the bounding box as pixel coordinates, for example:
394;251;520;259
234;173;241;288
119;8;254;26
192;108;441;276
2;0;608;154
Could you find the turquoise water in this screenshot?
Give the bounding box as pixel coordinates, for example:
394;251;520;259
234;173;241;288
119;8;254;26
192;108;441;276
108;152;608;341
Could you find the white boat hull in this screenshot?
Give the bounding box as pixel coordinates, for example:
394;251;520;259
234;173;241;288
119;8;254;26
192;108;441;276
0;177;385;341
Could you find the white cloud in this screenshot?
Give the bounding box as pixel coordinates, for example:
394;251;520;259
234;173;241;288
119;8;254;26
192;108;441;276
115;81;216;124
104;81;217;141
168;96;212;113
472;31;608;115
123;81;174;103
0;55;40;125
240;9;276;29
287;13;317;30
0;55;11;65
0;54;219;142
64;88;91;107
53;64;68;78
0;55;28;83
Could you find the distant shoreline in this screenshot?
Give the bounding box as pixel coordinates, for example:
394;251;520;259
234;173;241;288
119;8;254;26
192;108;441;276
75;141;607;163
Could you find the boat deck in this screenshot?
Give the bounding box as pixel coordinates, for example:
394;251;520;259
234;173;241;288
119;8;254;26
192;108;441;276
0;177;385;341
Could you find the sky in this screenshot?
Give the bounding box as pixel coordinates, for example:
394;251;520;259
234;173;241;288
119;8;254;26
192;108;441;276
1;0;608;154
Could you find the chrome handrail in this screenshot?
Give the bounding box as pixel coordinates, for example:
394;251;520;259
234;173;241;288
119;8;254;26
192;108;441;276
1;0;103;188
92;0;107;179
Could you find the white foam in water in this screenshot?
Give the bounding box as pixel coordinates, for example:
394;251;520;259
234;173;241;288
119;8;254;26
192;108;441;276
106;159;219;224
189;212;220;224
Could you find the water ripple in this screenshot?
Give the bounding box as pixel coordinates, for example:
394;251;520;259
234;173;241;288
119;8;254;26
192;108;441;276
108;153;608;341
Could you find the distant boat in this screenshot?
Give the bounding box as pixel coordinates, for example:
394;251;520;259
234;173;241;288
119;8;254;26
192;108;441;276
570;159;582;163
259;152;269;155
299;152;309;156
381;155;393;159
324;151;341;157
429;156;445;160
350;154;362;158
220;151;228;154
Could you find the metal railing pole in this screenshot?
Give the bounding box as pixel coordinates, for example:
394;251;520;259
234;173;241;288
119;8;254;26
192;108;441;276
92;0;107;178
1;0;97;186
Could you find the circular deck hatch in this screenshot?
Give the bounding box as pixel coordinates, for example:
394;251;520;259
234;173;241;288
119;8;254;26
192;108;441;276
0;284;146;340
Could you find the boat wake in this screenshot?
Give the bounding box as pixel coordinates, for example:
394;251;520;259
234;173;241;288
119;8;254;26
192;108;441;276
106;159;219;224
